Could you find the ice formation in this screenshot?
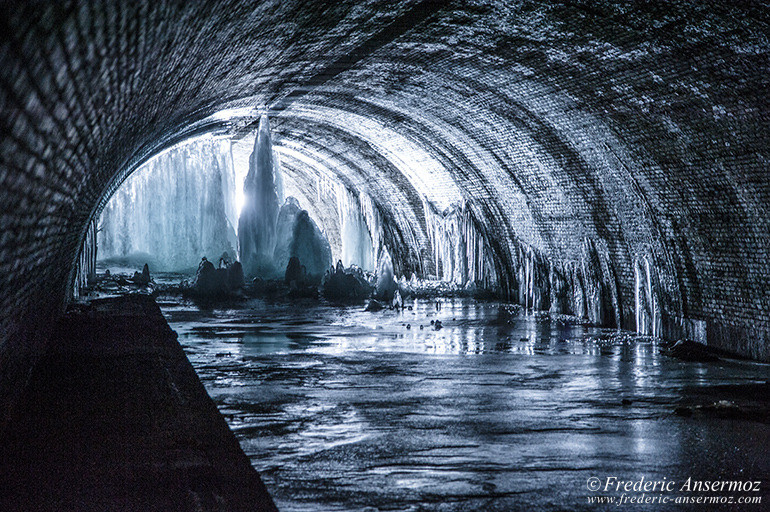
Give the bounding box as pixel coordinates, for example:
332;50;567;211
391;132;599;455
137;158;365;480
289;210;333;281
312;175;381;272
635;255;662;337
97;112;337;282
335;185;377;271
272;197;302;273
373;248;397;300
321;261;373;301
423;200;497;288
234;115;335;280
239;114;281;276
98;138;238;271
74;218;98;297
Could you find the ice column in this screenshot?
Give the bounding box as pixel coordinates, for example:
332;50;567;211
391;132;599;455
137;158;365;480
238;114;281;277
635;255;662;337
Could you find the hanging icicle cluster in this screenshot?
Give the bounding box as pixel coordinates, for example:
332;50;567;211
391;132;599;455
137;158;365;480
334;184;380;272
518;246;550;311
73;218;98;298
511;238;621;327
634;254;662;337
423;199;498;289
313;173;383;272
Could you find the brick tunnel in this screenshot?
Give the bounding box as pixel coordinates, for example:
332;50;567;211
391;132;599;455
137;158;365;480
1;1;769;511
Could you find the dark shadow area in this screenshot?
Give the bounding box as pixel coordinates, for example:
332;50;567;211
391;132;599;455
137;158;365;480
0;295;277;512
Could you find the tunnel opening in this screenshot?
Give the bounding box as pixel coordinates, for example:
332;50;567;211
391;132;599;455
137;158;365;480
77;110;511;306
69;99;742;341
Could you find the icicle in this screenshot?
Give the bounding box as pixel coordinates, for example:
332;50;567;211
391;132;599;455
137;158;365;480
569;262;586;318
74;218;97;298
581;239;603;325
288;210;333;280
596;245;621;329
634;254;661;336
333;185;377;271
358;192;382;262
635;257;648;334
645;256;662;337
549;262;569;314
422;198;497;288
374;247;397;301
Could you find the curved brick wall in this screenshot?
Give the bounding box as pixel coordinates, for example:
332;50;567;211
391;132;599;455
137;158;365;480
1;1;768;415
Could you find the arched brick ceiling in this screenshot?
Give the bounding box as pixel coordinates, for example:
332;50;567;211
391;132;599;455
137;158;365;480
1;0;769;396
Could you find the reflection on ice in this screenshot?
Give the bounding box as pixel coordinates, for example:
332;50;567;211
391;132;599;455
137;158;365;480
160;297;770;512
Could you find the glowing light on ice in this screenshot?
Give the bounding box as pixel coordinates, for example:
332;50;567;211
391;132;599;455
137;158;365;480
235;189;246;217
238;114;282;276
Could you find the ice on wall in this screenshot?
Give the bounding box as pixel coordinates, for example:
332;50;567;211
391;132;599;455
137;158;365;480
511;237;621;328
74;217;98;297
635;255;662;337
239;114;281;276
335;184;377;271
423;199;497;288
98;138;238;272
313;174;381;272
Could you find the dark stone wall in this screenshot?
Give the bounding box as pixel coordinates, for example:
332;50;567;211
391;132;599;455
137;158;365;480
1;1;768;415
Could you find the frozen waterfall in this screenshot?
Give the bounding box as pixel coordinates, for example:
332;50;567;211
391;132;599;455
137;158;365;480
311;174;381;272
335;185;377;272
98;138;238;272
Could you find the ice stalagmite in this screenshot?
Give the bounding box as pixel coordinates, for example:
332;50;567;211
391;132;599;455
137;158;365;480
272;196;332;283
273;197;302;273
374;248;397;301
289;211;333;282
239;114;281;277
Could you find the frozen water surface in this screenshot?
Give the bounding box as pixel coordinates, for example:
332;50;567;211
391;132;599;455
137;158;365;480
159;297;770;511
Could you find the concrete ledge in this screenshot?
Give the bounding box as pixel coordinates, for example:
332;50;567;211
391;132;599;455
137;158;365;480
0;295;277;511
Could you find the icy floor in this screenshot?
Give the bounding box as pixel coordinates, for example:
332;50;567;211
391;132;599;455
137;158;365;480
159;297;770;511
